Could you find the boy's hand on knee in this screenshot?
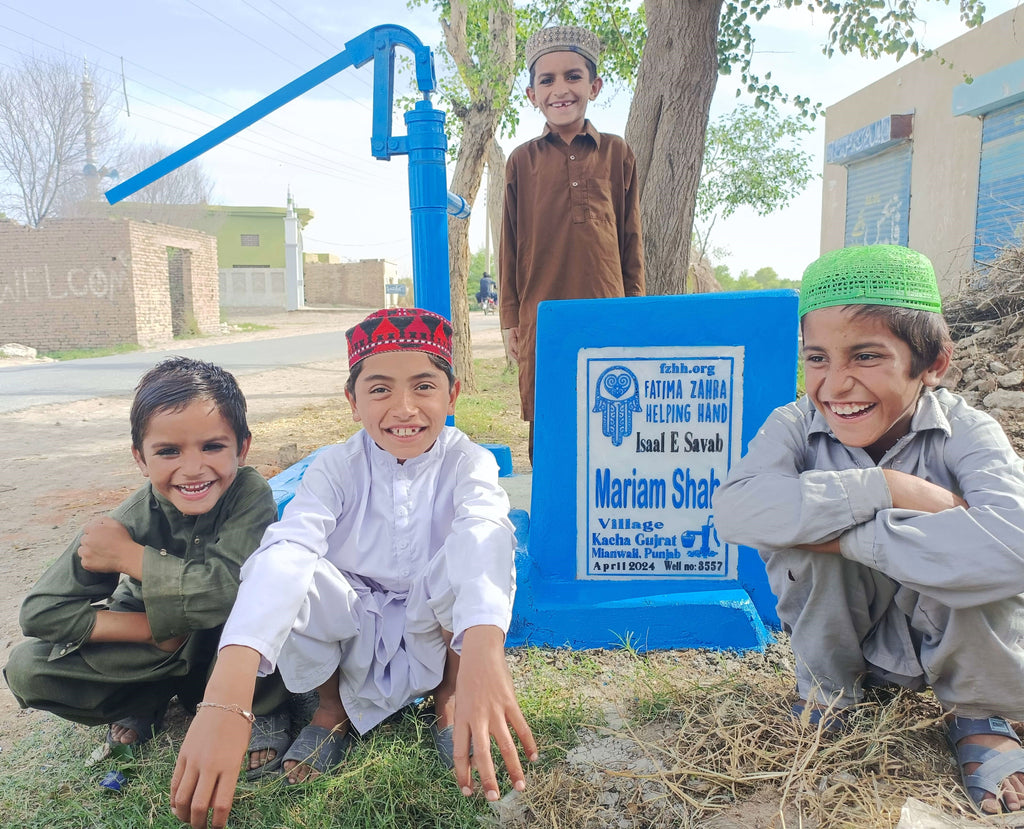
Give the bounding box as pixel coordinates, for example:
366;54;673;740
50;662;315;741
883;469;969;513
453;626;539;801
78;516;144;579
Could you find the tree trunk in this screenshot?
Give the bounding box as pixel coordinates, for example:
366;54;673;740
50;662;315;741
486;138;505;278
624;0;723;295
485;137;516;370
447;110;494;392
442;0;517;390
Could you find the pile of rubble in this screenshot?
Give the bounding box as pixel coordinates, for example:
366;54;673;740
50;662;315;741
943;246;1024;454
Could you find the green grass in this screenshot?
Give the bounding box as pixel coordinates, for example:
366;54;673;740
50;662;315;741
39;343;143;361
453;357;526;451
38;323;277;361
0;653;593;829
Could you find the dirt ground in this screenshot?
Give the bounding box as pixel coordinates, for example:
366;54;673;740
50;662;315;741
0;308;510;749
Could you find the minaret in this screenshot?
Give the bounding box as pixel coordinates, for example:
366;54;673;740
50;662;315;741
81;61;100;201
284;188;304;311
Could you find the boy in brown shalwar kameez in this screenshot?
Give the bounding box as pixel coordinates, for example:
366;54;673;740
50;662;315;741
499;25;645;458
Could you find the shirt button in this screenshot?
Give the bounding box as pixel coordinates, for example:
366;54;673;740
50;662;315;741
60;647;68;655
401;569;409;577
159;549;168;557
571;181;578;187
194;537;201;544
569;155;576;160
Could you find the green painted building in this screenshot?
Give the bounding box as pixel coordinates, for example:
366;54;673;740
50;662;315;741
97;202;313;269
207;204;313;269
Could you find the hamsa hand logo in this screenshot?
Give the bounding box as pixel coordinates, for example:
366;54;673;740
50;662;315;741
593;366;641;447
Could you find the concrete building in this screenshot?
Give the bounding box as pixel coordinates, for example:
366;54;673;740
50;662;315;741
821;7;1024;292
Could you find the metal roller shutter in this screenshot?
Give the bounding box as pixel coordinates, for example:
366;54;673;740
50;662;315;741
843;144;913;247
974;100;1024;265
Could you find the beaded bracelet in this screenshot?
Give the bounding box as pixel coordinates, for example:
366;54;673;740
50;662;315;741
195;701;256;725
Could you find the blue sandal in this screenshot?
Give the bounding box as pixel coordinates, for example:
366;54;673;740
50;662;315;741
947;715;1024;813
790;701;850;734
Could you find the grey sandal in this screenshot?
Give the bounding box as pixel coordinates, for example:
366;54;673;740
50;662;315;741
245;708;292;781
423;707;471;770
430;721;457;769
280;724;353;784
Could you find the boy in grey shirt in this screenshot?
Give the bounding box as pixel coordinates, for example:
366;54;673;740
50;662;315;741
718;244;1024;814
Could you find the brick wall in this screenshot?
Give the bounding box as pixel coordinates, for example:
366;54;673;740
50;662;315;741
0;218;218;351
127;221;220;342
304;259;397;308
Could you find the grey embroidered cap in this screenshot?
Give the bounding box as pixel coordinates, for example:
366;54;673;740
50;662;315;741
525;26;601;71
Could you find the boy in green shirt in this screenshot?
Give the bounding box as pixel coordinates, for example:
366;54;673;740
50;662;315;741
5;357;286;750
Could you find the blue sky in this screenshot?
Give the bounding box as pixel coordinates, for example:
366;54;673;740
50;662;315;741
0;0;1017;281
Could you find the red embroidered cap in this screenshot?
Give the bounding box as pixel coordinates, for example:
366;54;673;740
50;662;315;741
345;307;453;369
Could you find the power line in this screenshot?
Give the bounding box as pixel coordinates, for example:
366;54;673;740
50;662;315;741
121;109;377;186
0;2;380;169
182;0;371;110
305;234;410;248
234;0;330;59
0;36;383;187
256;0;372;89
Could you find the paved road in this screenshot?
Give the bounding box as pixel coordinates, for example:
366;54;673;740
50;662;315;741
0;331;350;414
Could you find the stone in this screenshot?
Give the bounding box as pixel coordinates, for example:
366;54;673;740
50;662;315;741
997;369;1023;388
983;390;1024;410
977;377;999;395
939;363;963;390
989;360;1011;374
277;443;302;468
1006;342;1024;365
1;343;36;358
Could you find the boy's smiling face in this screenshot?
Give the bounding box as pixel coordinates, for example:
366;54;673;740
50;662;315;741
527;51;602;143
132;398;249;514
802;306;949;460
346;350;459;461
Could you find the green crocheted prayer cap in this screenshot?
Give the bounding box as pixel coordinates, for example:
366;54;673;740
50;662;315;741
798;244;943;318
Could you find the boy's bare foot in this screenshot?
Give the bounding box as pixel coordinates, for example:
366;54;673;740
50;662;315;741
246;709;292;779
948;716;1024;814
108;721;143;744
957;732;1024;813
432;636;459;730
249;747;273;769
433;684;456;730
106;712;163;746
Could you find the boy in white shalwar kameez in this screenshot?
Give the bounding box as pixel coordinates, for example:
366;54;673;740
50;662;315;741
718;245;1024;816
169;308;538;829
